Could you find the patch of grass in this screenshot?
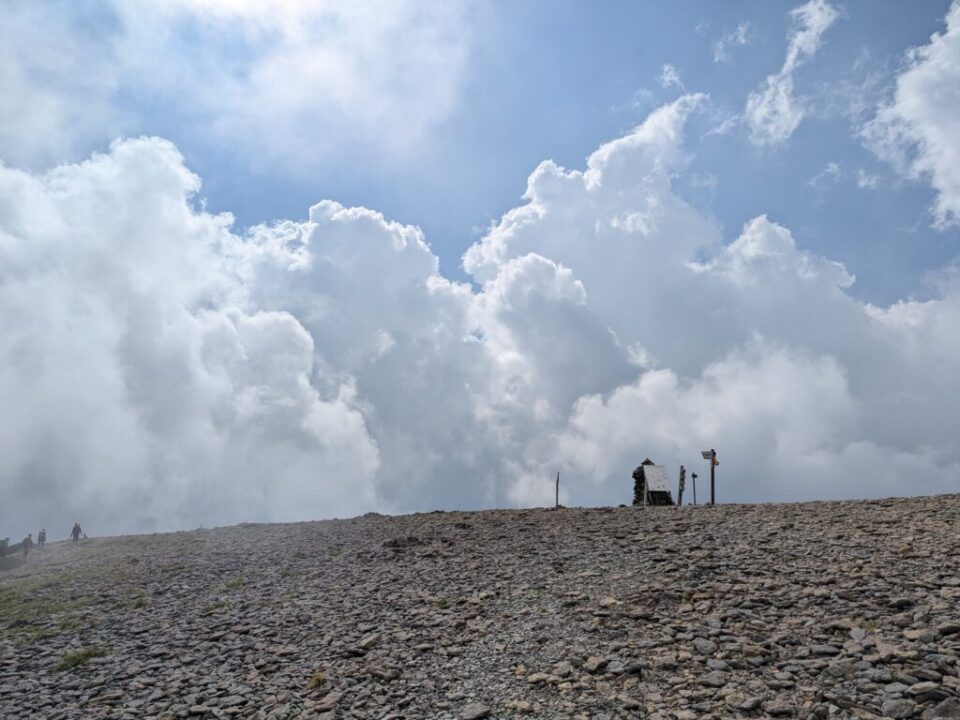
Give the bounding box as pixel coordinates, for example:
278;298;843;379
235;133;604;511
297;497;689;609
54;646;108;672
224;576;245;591
160;562;186;574
435;597;451;609
28;627;60;642
200;601;226;616
307;670;327;690
107;590;146;612
58;615;83;632
12;625;61;645
0;581;93;640
106;559;137;582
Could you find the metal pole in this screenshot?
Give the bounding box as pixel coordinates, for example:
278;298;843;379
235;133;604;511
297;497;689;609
710;449;716;505
692;474;697;506
555;471;559;509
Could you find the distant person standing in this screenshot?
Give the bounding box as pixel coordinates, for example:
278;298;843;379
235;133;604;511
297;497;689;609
0;537;8;558
70;523;82;543
38;528;47;549
677;465;686;506
22;533;33;558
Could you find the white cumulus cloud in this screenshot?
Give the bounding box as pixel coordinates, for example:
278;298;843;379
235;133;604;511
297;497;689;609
2;94;960;536
863;1;960;227
0;139;381;533
745;0;840;146
0;0;473;170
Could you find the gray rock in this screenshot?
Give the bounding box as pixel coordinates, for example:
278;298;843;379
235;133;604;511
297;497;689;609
810;645;841;656
935;622;960;637
693;638;717;655
925;698;960;719
700;670;727;688
763;699;795;716
882;699;917;719
6;495;960;720
461;703;491;720
583;656;608;673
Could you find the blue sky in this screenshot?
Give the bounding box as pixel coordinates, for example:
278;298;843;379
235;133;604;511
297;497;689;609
3;1;960;533
5;1;956;299
28;0;949;304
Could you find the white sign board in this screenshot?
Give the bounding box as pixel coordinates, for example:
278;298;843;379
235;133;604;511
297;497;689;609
643;464;669;492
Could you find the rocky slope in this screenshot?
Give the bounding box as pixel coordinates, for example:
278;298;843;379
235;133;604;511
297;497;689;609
3;495;960;720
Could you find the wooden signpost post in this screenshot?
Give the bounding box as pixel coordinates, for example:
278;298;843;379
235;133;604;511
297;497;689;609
701;449;718;505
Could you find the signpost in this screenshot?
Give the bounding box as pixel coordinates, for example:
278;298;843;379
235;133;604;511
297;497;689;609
633;463;672;507
643;464;670;494
701;449;718;505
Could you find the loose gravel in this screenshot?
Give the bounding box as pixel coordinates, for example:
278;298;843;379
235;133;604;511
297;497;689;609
3;495;960;719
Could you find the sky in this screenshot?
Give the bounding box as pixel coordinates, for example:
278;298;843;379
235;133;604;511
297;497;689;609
2;0;959;536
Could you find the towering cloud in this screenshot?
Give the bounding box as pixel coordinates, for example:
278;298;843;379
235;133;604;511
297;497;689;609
2;93;959;535
0;140;381;533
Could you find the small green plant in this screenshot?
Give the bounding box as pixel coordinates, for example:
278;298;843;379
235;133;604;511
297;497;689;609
200;601;226;616
59;615;82;632
0;581;93;639
224;576;245;590
54;646;108;672
31;627;59;641
435;597;451;609
129;596;146;610
307;670;327;690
